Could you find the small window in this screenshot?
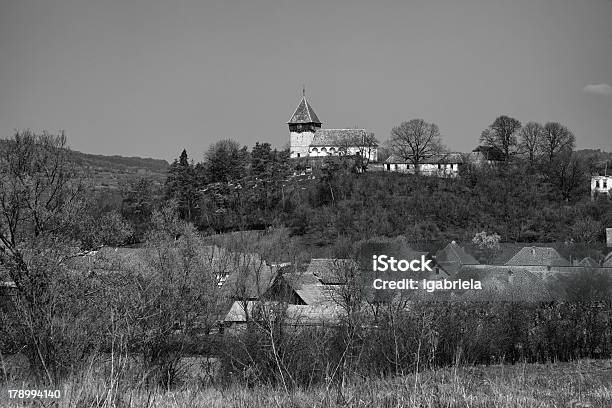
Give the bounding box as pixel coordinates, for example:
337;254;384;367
604;181;608;189
297;153;301;158
438;164;441;169
596;180;600;188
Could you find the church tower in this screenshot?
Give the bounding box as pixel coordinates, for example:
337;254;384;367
288;87;321;158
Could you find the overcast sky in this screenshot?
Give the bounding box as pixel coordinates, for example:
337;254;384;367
1;0;610;161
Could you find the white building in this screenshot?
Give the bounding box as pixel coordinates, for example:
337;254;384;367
288;90;377;161
383;153;463;178
591;175;612;200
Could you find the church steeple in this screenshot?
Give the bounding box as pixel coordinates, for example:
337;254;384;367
288;88;322;126
288;87;321;158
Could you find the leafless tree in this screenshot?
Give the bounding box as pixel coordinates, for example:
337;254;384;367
334;130;378;172
389;119;445;174
541;122;575;163
0;130;103;383
480;115;522;161
518;121;544;166
544;150;584;201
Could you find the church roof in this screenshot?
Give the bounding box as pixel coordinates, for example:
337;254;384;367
288;97;321;124
311;129;375;147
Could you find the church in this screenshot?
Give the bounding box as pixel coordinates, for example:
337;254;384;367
288;90;378;161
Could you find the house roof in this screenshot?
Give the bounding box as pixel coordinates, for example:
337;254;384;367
385;153;463;164
505;247;569;267
455;265;555;302
283;270;333;305
603;252;612;267
310;129;376;147
288;97;321;124
215;250;275;299
306;258;359;285
578;257;600;268
436;242;479;265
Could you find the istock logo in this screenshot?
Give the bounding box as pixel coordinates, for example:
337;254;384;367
372;254;433;272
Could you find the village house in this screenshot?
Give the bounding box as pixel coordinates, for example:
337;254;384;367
435;241;480;276
383;153;463;177
505;246;570;267
591;175;612;200
288;89;378;161
382;145;507;178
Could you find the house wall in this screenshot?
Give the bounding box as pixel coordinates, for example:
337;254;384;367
384;162;460;177
591;176;612;199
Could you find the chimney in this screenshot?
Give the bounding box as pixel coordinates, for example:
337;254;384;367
607;228;612;248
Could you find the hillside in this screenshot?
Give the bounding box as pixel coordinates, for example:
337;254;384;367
68;150;169;190
0;139;169;190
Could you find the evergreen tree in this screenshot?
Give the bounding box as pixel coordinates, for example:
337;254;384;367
165;149;198;222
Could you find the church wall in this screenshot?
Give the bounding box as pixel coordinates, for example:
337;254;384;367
290;131;315;158
308;146;378;161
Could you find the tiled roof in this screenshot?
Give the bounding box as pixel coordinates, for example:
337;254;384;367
310;129;375;147
604;252;612;267
306;258;359;285
287;271;333;305
288;97;321;124
505;247;569;267
455;265;555;302
385;153;463;164
436;242;479;265
217;250;275;299
578;257;600;268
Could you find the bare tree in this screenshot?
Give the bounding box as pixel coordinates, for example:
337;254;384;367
336;131;379;172
544;150;584;201
0;130;92;383
518;121;544;166
389;119;444;174
480;115;522;161
541;122;575;163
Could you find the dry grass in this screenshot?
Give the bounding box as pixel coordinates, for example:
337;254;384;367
1;359;610;407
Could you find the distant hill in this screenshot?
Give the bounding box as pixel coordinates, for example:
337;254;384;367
69;151;169;173
0;139;169;190
575;148;611;159
69;150;169;190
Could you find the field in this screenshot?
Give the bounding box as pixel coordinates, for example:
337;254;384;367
1;359;610;407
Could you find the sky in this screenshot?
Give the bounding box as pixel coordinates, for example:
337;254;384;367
0;0;611;162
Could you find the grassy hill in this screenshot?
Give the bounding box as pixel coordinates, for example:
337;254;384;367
0;139;169;190
68;150;169;190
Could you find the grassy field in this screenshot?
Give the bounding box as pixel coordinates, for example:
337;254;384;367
1;359;610;407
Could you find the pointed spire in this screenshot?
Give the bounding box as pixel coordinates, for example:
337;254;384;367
288;86;321;125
